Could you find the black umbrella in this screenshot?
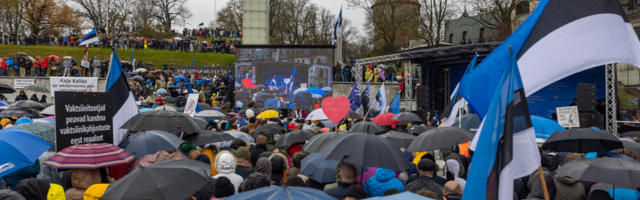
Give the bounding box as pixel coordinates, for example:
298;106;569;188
350;122;386;135
101;159;211;200
620;138;640;156
254;123;283;139
541;128;622;153
556;157;640;188
406;127;472;152
132;75;145;82
318;132;410;171
183;130;235;146
118;130;184;159
300;153;340;184
0;109;31;118
347;111;363;120
120;110;202;135
192;117;208;129
303;132;344;153
0;84;16;94
381;131;417;149
451;114;482;133
10;100;45;110
195;110;226;120
198;103;213;110
620;131;640;138
15;52;28;56
408;125;433;136
392;112;422;124
275;130;314;147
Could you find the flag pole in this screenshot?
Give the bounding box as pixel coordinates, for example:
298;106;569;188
537;166;550;200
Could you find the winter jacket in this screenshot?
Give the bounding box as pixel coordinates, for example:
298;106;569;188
364;168;404;197
213;151;243;193
524;169;556;200
3;160;40;189
554;175;585;200
250;144;268;165
405;175;443;196
325;181;358;199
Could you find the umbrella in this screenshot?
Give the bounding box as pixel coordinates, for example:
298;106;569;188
0;128;52;177
0;109;31;118
146;62;154;66
450;114;482;133
263;98;285;109
135;68;148;73
41;105;55;115
350;122;386;135
23;85;49;93
556;157;640;188
198;103;213;110
408;125;433;136
15;52;28;56
347;111;363;120
275;130;314;147
32;118;54;124
293;91;312;105
318;132;410;171
541;128;623;153
300;153;340;184
155;88;168;95
193;117;208;129
306;87;325;95
306;109;329;121
255;92;275;103
392;112;422;124
372;113;399;126
321;87;332;92
256;110;279;119
226;186;335;200
174;36;183;40
118;130;184;159
406;127;473;152
10;100;45;110
311;94;323;99
101;159;211;200
62;56;72;59
0;101;8;107
381;131;417;149
620;131;640;138
303;132;344;153
225;131;255;143
15;117;32;125
254;123;283;137
139;108;154;113
620;138;640;156
195;110;225;120
183;130;235;146
0;83;16;93
530;116;565;140
133;75;145;82
47;55;60;61
44;143;134;169
14;122;55;146
293;88;307;94
121;110;202;135
154;105;177;112
364;191;432;200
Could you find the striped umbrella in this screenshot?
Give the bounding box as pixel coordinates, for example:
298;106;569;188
44;143;134;169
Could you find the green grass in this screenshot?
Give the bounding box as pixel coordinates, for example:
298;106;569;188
0;44;235;67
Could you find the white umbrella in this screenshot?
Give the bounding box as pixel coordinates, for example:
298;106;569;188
41;105;55;115
135;68;148;73
306;109;328;121
293;87;307;94
195;110;225;120
321;87;332;91
312;94;323;99
174;36;183;40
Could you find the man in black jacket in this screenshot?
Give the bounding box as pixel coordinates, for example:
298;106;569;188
325;163;358;198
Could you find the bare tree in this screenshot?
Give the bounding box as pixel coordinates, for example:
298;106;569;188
151;0;191;32
21;0;57;38
216;0;242;31
269;0;338;45
419;0;451;46
469;0;522;40
0;0;25;41
70;0;131;33
131;0;155;31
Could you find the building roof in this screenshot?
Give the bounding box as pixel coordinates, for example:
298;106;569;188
355;42;500;68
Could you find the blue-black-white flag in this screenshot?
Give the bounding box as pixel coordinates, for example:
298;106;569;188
361;82;370;114
390;92;400;114
332;8;343;45
79;29;99;46
374;83;387;114
348;81;361;111
442;54;477;127
458;0;640;119
106;50;138;145
463;48;539;200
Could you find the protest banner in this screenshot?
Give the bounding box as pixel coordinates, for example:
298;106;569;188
556;106;580;128
183;94;200;117
55;92;113;151
13;79;34;89
49;76;98;97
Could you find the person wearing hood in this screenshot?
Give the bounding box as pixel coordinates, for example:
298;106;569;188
201;145;219;177
254;157;272;177
14;90;28;101
444;159;466;191
29;94;38;102
250;136;268;165
213;151;243;193
14;178;48;200
269;152;289;185
364;168;404;197
235;147;254;179
553;174;585;200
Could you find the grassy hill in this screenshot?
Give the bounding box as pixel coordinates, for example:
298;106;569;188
0;44;235;67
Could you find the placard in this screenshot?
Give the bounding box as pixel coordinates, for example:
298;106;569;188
55;92;113;151
183;94;200;117
13;79;34;89
81;60;90;68
556;106;580;128
49;77;98;97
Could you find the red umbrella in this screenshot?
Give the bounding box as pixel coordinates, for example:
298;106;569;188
372;113;399;126
44;143;134;169
47;55;60;61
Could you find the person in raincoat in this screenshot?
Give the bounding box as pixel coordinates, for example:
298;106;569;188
364;168;404;197
213;151;243;193
64;169;108;200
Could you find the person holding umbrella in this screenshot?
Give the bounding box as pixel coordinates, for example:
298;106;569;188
40;56;48;76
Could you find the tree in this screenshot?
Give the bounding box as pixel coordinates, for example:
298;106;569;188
70;0;131;33
418;0;451;47
50;4;82;35
469;0;523;40
151;0;191;32
21;0;57;38
269;0;337;45
0;0;25;41
131;0;156;31
216;0;242;31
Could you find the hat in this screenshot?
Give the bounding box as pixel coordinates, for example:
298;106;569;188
83;184;109;200
288;123;296;129
15;178;49;200
47;183;65;200
214;177;235;198
418;157;437;172
180;143;197;155
236;147;251;161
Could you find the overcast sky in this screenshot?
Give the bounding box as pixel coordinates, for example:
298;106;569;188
181;0;367;36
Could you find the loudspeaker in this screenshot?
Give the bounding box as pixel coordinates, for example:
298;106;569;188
576;83;596;111
416;85;430;110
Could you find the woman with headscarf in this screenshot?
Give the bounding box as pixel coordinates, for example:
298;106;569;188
445;159;466;191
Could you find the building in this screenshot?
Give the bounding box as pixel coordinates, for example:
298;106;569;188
242;0;270;45
371;0;421;52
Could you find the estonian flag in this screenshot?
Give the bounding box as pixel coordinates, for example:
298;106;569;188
348;81;361;111
463;48;539;200
79;29;99;46
374;83;387;114
332;7;343;45
441;53;478;127
390;92;400;114
458;0;640;118
106;50;139;145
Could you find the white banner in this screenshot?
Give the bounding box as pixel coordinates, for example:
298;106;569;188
49;77;98;97
13;79;34;89
556;106;580;128
183;94;200;117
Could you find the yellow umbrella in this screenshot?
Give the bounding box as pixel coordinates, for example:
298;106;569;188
257;110;279;119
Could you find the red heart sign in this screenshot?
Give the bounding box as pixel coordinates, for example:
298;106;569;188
322;96;350;123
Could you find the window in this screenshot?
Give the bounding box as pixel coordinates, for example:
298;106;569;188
516;1;530;15
478;28;485;43
448;34;453;43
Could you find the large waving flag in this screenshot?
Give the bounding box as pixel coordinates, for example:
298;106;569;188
374;83;387;114
463;49;540;200
79;29;98;46
332;7;343;45
348;81;361;111
106;50;139;145
459;0;640;119
390;92;400;114
361;82;370;114
442;54;478;127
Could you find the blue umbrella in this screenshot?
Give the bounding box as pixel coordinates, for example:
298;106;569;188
531;116;565;140
0;128;52;177
263;98;285;109
139;108;154;113
293;91;312;105
306;87;325;95
301;153;339;183
226;186;336;200
0;101;8;107
15;117;33;125
364;191;432;200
